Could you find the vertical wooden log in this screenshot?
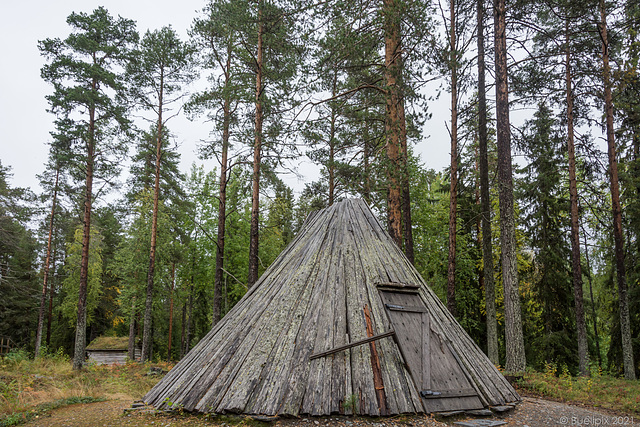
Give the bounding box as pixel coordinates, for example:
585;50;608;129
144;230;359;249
363;304;388;415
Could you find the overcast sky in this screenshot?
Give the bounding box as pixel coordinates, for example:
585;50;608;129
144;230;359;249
0;0;451;198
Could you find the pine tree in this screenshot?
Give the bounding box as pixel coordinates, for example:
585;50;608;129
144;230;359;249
39;7;138;369
189;0;249;324
599;0;636;380
476;0;498;364
127;25;195;362
493;0;526;373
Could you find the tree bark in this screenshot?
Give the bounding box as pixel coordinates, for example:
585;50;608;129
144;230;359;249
478;0;498;365
447;0;458;318
329;69;338;206
493;0;526;373
46;252;55;347
383;0;404;248
599;0;636;380
399;89;414;263
180;301;187;358
248;2;264;288
213;49;232;326
142;69;165;362
363;121;372;204
582;226;602;368
565;23;589;377
35;167;59;357
72;81;97;371
128;297;137;361
167;262;175;361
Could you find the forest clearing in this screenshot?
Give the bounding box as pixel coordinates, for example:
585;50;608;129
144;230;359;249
1;0;640;422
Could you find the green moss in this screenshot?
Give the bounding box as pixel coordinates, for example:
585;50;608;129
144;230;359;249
85;336;130;351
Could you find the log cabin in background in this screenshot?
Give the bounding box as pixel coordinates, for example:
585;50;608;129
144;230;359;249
86;336;141;365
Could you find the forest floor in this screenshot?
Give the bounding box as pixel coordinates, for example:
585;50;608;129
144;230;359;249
17;394;636;427
2;354;638;427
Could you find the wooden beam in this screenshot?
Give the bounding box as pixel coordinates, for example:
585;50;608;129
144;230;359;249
309;330;396;360
364;304;388;416
375;281;419;289
385;303;427;313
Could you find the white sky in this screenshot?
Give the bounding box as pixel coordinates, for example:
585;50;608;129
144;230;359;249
0;0;451;198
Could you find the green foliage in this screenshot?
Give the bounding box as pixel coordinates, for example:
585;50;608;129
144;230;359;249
516;103;577;372
38;7;138;182
0;162;38;350
60;226;104;326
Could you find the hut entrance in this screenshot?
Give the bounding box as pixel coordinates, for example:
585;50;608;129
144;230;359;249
378;285;484;413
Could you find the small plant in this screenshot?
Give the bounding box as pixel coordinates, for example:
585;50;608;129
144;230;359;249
342;394;358;414
3;349;29;365
543;361;557;378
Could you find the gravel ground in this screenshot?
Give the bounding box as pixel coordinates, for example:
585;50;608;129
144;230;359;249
23;397;636;427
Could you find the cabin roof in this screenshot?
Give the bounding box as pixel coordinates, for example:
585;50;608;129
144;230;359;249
86;336;130;351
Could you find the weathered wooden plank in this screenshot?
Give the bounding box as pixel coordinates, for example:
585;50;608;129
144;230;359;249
330;242;349;415
275;210;344;416
244;236;333;414
346;202;406;414
186;206;341;413
211;209;341;415
343;239;378;416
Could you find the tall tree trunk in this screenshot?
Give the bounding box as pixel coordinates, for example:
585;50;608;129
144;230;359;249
128;297;137;361
399;90;414;263
248;3;264;288
447;0;458;317
363;121;372;204
383;0;404;247
180;301;187;358
582;226;602;368
213;50;232;326
565;23;589;377
493;0;526;373
142;71;165;362
599;0;636;380
167;262;175;361
478;0;498;365
46;252;56;347
186;286;193;353
35;168;59;357
329;69;338;206
72;91;96;371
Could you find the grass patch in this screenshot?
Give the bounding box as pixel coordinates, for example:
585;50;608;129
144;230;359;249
0;349;172;424
517;366;640;416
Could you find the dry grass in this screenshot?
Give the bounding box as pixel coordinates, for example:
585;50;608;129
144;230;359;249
517;365;640;416
0;349;171;425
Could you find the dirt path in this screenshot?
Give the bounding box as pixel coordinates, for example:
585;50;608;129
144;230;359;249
23;397;634;427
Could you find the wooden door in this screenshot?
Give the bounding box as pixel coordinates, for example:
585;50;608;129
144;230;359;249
378;287;483;413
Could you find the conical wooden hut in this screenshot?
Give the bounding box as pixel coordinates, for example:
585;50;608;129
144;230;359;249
144;199;519;416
